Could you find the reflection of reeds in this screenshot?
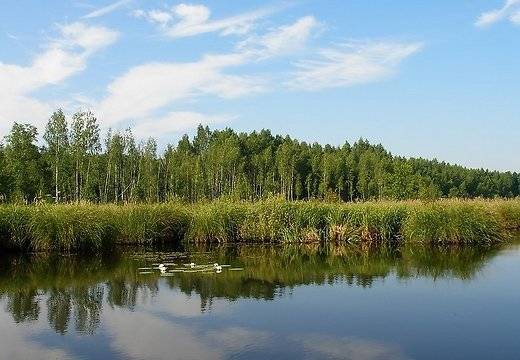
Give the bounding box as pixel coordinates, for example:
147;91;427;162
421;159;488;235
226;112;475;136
0;199;519;251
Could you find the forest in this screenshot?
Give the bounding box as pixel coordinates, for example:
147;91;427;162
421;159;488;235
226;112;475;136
0;109;518;204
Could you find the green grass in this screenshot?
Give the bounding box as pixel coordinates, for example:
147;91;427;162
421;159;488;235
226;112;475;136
0;199;519;251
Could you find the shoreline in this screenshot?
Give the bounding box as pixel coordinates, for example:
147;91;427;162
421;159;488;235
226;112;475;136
0;199;519;252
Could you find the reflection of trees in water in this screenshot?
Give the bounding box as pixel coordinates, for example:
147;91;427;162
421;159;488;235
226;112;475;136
46;285;104;335
5;288;39;323
46;289;71;334
0;241;509;334
168;243;502;307
0;253;158;335
395;245;498;280
71;285;103;334
106;278;158;310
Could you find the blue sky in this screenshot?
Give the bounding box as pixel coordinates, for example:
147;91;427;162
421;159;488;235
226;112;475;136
0;0;519;171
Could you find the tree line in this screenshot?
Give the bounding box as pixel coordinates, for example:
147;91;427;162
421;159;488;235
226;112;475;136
0;109;518;203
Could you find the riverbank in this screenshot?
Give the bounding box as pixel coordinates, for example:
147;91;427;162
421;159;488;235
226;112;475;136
0;199;519;251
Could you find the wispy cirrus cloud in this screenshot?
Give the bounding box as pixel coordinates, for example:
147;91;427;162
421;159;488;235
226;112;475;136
475;0;520;27
511;10;520;23
0;22;118;133
288;41;422;91
97;52;266;127
83;0;131;19
97;16;319;129
133;3;280;38
238;16;320;59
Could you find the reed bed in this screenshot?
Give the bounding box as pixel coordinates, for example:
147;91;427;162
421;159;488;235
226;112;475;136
0;199;519;251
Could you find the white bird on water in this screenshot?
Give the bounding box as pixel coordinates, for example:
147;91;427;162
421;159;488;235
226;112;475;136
158;264;167;272
213;263;222;272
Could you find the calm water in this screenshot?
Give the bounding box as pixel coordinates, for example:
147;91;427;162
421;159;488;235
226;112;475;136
1;239;520;360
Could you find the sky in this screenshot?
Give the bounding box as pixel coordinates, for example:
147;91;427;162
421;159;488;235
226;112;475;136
0;0;519;171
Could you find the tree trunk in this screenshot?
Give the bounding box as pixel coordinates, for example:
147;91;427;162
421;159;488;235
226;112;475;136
55;153;59;203
75;157;80;203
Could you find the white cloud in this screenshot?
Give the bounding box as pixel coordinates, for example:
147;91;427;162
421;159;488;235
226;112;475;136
133;111;235;139
173;3;211;27
475;0;520;27
6;32;19;41
97;52;264;126
510;10;520;24
83;0;131;19
148;10;173;26
0;93;50;137
288;41;422;91
0;310;71;360
2;23;118;94
238;16;319;59
56;22;120;54
0;22;118;135
105;310;219;360
134;3;279;38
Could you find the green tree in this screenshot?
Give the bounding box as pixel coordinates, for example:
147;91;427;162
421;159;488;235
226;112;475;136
44;109;69;202
0;144;9;201
4;123;42;202
70;111;100;202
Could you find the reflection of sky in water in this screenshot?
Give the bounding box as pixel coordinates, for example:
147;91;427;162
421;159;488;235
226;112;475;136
1;242;520;360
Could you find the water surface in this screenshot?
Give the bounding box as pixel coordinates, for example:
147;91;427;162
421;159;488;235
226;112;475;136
1;240;520;360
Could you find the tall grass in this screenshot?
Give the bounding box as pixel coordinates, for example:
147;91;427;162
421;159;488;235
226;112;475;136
0;199;519;251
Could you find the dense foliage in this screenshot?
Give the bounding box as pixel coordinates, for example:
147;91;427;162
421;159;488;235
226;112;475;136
0;110;518;203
